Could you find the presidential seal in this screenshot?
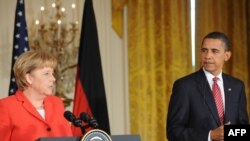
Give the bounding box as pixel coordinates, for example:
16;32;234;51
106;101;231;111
81;129;112;141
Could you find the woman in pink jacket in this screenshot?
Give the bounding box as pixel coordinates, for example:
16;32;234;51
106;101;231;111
0;50;72;141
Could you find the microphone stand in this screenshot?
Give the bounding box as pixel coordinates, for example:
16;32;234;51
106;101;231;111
80;125;86;135
80;124;92;135
72;119;88;135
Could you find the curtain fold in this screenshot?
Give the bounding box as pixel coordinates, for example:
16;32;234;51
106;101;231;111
127;0;192;141
112;0;127;38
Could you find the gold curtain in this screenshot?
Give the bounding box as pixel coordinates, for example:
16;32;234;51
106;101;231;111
195;0;250;115
112;0;127;38
127;0;192;141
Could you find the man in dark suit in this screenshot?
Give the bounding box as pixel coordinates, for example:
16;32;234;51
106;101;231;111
166;32;249;141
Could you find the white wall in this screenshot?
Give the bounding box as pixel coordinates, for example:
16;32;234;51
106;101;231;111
0;0;129;135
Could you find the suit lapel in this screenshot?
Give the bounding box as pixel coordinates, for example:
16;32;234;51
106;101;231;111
16;91;50;125
196;69;221;126
22;100;45;122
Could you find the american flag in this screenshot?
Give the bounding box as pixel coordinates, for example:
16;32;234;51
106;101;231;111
8;0;29;95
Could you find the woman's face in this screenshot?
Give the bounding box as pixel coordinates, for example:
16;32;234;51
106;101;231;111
26;67;56;96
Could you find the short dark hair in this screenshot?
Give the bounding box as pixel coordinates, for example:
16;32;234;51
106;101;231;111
202;32;231;51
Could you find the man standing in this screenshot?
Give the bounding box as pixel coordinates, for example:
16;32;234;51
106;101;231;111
167;32;249;141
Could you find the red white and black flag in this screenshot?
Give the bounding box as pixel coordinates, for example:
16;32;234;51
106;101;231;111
72;0;110;135
9;0;29;95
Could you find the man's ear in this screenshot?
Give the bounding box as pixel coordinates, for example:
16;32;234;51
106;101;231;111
224;51;231;61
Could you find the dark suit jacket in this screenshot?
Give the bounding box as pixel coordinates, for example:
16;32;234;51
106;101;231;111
0;90;72;141
167;68;249;141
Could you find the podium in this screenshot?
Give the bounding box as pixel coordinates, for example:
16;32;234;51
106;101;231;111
36;135;140;141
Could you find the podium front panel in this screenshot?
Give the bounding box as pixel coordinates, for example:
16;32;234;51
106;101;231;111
111;135;140;141
36;137;80;141
36;135;141;141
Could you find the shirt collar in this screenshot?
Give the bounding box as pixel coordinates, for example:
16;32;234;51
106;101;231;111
202;67;223;82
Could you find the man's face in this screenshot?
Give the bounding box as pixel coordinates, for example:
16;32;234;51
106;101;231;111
200;38;231;76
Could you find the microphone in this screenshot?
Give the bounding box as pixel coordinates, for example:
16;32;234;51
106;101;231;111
80;112;99;129
64;111;83;127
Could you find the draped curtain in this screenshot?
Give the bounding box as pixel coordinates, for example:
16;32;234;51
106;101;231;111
195;0;250;114
127;0;192;141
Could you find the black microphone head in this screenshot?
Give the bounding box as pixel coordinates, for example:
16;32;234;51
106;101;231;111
64;111;76;122
89;118;99;128
80;112;99;128
80;112;91;122
64;111;83;127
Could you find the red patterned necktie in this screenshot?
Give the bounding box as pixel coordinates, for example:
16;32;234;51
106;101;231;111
212;77;224;125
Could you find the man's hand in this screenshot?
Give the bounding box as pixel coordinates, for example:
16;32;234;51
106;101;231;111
210;122;231;141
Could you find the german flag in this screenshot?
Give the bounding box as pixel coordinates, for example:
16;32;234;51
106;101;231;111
72;0;110;136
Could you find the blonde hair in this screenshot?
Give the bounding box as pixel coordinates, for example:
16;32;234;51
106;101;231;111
13;50;57;90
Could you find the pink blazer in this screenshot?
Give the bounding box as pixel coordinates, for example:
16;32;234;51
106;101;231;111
0;91;72;141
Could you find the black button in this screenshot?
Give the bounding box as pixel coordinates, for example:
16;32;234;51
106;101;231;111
47;127;51;132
